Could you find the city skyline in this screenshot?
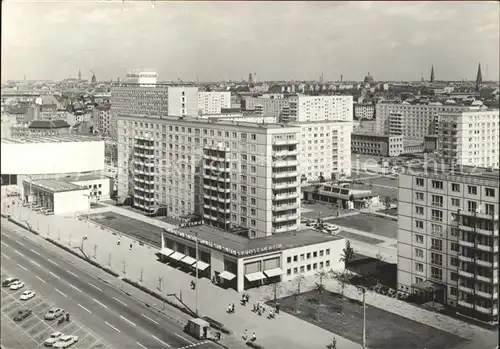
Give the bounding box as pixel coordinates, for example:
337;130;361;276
1;1;499;82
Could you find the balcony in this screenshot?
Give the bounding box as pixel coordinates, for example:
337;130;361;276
458;240;475;248
203;204;211;210
273;149;298;157
477;305;497;316
205;164;229;172
477;260;498;268
476;244;498;253
272;181;297;190
476;290;496;299
272;171;298;179
135;144;154;150
273;139;298;146
476;274;494;283
458;300;474;309
143;196;155;202
134;169;145;175
134;177;145;183
217;186;230;193
458;269;474;278
203;154;228;162
217;206;230;214
273;203;298;211
274;225;297;233
203;213;212;220
273;214;298;223
133;193;145;200
272;160;299;167
476;211;499;221
273;192;299;201
458;255;474;263
143;178;155;185
458;285;474;294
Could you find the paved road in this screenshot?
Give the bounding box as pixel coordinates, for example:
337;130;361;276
0;225;217;349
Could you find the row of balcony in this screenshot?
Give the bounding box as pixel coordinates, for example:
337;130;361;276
203;203;231;214
273;203;298;211
458;239;499;253
273;149;298;157
457;285;499;300
273;225;297;233
272;181;297;190
204;194;231;203
459;224;499;237
133;192;155;202
203;174;231;182
272;160;299;167
203;213;230;224
203;184;230;192
457;254;499;268
134;186;154;194
203;154;229;162
272;213;298;223
272;171;298;179
273;192;299;201
457;300;498;316
204;164;230;172
458;269;499;284
134;160;154;167
134;169;155;176
273;139;298;146
134;202;155;211
134;177;155;184
459;210;499;221
134;152;155;159
134;144;154;150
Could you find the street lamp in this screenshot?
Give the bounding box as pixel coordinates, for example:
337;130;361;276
357;286;367;349
93;244;97;259
195;232;199;317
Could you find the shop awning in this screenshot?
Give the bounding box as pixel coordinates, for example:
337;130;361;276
193;261;210;271
245;271;266;282
170;252;185;261
159;248;174;257
219;271;236;281
180;255;197;266
264;268;284;278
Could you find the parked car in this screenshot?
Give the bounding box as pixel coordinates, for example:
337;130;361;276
2;277;18;287
53;335;79;348
9;281;25;290
13;309;32;321
44;332;64;347
305;221;315;227
20;290;35;300
44;308;65;320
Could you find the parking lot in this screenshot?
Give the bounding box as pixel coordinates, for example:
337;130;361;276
1;270;110;349
326;213;398;239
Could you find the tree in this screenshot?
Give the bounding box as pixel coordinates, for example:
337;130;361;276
313;184;321;201
339;240;355;267
314;270;329;322
384;196;392;213
293;274;305;313
272;281;283;305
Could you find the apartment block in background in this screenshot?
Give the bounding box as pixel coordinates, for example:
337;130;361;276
354;103;375;120
397;165;499;322
242;96;290;121
197;91;231;115
288;95;353;123
437;109;500;169
116;115;301;238
351;133;404;157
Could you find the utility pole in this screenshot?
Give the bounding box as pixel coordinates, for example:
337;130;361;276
195;233;199;317
358;286;367;349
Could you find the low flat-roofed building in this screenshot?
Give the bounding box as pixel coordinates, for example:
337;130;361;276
403;140;424;154
424;135;439;153
302;183;380;209
351;132;404;157
160;224;345;292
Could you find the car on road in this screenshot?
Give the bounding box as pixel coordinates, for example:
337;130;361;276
53;335;79;348
20;290;35;300
44;308;65;320
13;309;32;322
2;277;19;287
9;281;24;290
44;332;64;347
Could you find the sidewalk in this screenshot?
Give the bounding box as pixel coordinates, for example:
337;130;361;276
3;198;497;349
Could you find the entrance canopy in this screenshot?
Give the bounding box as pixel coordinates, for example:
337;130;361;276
218;271;236;281
170;252;185;261
193;261;210;271
245;271;266;282
180;255;197;266
159;247;174;257
264;268;284;278
412;280;440;291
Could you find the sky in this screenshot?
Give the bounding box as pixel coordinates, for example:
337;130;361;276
1;0;499;82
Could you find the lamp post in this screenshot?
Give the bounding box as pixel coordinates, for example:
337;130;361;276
108;253;112;267
357;286;367;349
93;244;97;259
195;232;199;317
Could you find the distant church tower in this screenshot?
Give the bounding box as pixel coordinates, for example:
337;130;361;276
248;72;253;84
430;65;435;83
91;73;97;86
475;63;482;91
78;69;82;80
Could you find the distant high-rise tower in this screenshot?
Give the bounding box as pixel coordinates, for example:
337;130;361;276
248;73;253;84
91;73;97;85
475;63;482;91
430;65;435;83
78;69;82;80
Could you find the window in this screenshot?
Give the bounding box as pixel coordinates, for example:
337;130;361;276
325;260;330;267
450;227;458;237
485;188;495;197
451;242;458;252
450;272;458;281
450;257;458;266
300;266;305;273
415;248;423;258
431;238;442;251
415;192;424;201
467;185;477;195
432;180;443;189
293;255;298;262
414;262;424;272
306;253;311;259
415;206;424;215
307;264;311;271
431;209;443;222
416;178;424;186
319;250;324;257
293;267;298;274
326;249;330;255
300;254;305;261
430;252;443;266
431;267;443;280
451;183;460;192
415;234;424;244
415;277;424;284
467;201;477;213
431;224;442;235
451;198;460;207
450;287;457;296
415;220;424;229
287;269;292;276
313;251;317;258
485;203;495;215
431;195;443;207
287;257;292;263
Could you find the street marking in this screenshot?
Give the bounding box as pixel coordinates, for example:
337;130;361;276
15;240;26;247
35;276;46;284
67;271;78;277
17;264;28;271
55;288;67;297
69;284;82;292
113;297;128;307
136;342;147;349
151;335;170;347
175;333;195;345
14;250;24;257
1;241;9;247
92;298;107;308
48;271;60;279
30;249;41;256
88;283;102;291
120;315;136;327
141;313;159;324
1;253;11;260
78;304;92;313
47;259;58;266
30;260;42;268
105;321;121;333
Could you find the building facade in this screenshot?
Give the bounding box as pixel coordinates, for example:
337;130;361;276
197;91;231;115
437;110;499;169
397;166;499;322
288;95;353;123
94;105;113;136
242;97;290;121
375;103;471;140
351;133;404;157
116;115;301;238
354;103;375;120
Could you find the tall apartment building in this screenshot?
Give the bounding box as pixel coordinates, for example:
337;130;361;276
288;95;353;123
116;115;301;238
197;91;231;115
93;105;113;137
242;97;290;121
354;103;375;120
376;103;471;140
437;110;499;169
397;165;499;322
111;84;198;118
296;121;352;181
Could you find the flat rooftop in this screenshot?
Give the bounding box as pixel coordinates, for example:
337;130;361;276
65;174;110;182
177;224;342;253
28;179;86;193
405;164;500;182
1;135;103;144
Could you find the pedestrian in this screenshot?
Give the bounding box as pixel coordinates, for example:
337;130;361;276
242;329;248;341
231;303;235;313
276;302;280;314
251;333;257;342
